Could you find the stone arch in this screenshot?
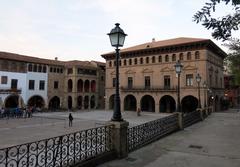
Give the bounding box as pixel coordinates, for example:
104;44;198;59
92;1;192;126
181;95;198;112
84;80;90;92
141;95;155;112
109;94;115;110
28;95;45;108
90;95;95;109
77;79;83;92
5;95;19;108
48;96;60;110
124;94;137;111
91;80;96;92
159;95;176;113
77;96;83;109
68;79;73;92
84;96;89;109
68;96;72;109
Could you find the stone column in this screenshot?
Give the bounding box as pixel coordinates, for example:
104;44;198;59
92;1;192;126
109;121;129;158
176;112;183;130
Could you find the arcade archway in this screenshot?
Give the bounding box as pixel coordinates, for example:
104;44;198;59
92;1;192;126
141;95;155;112
124;95;137;111
181;95;198;112
159;95;176;113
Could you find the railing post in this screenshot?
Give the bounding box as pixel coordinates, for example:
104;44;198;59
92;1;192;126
109;121;129;158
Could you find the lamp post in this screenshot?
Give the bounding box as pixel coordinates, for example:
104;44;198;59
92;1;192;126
108;23;127;121
174;60;183;113
196;73;202;108
203;81;207;108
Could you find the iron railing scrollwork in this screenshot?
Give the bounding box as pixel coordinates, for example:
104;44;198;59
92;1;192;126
0;125;113;167
183;110;201;128
127;114;179;152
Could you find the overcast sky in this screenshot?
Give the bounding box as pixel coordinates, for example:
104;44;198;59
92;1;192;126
0;0;238;62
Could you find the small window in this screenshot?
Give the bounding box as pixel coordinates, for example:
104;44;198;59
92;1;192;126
11;79;18;89
43;66;47;73
134;58;138;65
179;53;184;60
164;75;170;89
140;58;143;64
112;78;116;87
129;59;132;65
33;64;37;72
38;65;42;72
152;56;155;63
29;80;35;90
187;52;191;60
54;81;59;89
146;57;149;64
165;55;169;62
109;61;112;67
57;68;60;73
50;67;53;72
128;77;133;89
119;60;122;66
60;68;63;73
124;59;127;66
114;61;116;66
39;80;45;90
28;64;33;71
53;68;56;73
1;76;7;84
195;51;200;59
145;76;151;89
158;56;162;62
101;76;104;81
67;68;73;74
172;54;176;61
186;74;193;86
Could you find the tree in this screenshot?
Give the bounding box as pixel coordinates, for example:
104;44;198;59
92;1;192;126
224;38;240;84
193;0;240;41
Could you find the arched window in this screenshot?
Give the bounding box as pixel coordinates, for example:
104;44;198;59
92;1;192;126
152;56;155;63
119;60;122;66
165;55;169;62
187;52;191;60
195;51;200;59
109;61;112;67
179;53;184;60
140;58;143;64
146;57;149;64
172;54;176;61
134;58;138;65
129;59;132;65
124;59;127;65
158;55;162;62
68;79;73;92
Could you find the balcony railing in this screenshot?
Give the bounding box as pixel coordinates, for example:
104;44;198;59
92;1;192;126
121;86;177;92
0;88;22;94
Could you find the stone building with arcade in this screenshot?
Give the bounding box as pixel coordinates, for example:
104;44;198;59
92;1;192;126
0;51;105;110
102;37;227;113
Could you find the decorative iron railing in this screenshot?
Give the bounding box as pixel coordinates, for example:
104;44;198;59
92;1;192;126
128;114;179;152
183;110;201;128
0;125;113;167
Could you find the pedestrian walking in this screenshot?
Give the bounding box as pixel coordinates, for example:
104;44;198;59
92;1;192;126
137;108;141;116
69;113;73;127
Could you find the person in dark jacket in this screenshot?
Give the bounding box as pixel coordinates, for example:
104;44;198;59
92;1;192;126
68;113;73;127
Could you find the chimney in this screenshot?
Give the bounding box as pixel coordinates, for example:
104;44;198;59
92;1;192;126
55;57;58;60
152;38;155;42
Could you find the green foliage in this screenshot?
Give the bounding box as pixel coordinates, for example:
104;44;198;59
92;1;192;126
193;0;240;41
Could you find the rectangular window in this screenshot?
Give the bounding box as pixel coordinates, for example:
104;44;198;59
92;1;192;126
112;78;116;87
39;80;45;90
11;79;18;89
145;76;151;89
186;74;193;86
29;80;35;90
67;68;73;74
54;81;59;89
128;77;133;89
1;76;7;84
164;75;170;89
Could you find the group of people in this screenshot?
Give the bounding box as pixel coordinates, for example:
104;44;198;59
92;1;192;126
0;106;34;119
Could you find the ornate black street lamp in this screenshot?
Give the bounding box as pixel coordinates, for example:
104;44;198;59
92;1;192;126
174;60;183;113
196;73;202;108
203;81;207;108
108;23;127;121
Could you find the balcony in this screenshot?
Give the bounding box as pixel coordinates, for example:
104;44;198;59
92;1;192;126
121;86;177;92
0;88;22;94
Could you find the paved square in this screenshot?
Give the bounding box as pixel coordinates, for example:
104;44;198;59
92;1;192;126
0;110;171;148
